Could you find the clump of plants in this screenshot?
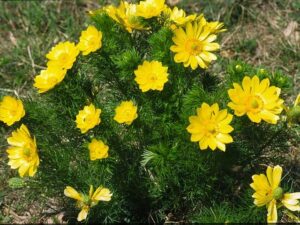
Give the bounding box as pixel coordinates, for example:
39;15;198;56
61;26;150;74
1;0;299;223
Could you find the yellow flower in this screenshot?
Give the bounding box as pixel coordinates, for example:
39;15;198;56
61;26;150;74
105;1;146;33
170;20;221;70
228;76;284;124
77;26;102;56
250;165;300;223
206;21;226;34
64;185;112;221
75;104;101;134
134;60;169;92
6;124;39;177
196;14;226;34
114;101;138;125
0;96;25;126
33;66;67;93
164;6;196;27
282;193;300;211
295;93;300;106
136;0;166;19
46;41;79;70
186;103;234;151
88;139;109;161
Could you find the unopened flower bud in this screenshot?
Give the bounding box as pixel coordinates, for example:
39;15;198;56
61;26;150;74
287;105;300;125
273;187;283;200
235;64;242;72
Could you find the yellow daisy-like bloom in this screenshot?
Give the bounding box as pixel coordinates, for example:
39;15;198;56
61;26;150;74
228;76;284;124
114;100;138;125
77;25;102;56
186;103;234;152
251;165;300;223
134;60;169;92
164;6;196;27
46;41;80;70
33;66;67;93
88;139;109;161
64;185;112;221
75;104;101;134
136;0;166;19
0;96;25;126
170;20;221;70
104;1;146;33
6;124;39;177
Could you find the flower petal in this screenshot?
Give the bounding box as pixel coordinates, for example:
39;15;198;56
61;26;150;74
267;199;277;223
272;165;282;189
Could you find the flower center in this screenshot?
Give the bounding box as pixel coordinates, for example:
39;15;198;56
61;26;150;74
9;108;17;117
185;39;203;55
59;53;69;62
149;74;158;82
22;144;35;161
89;40;95;46
23;148;31;157
82;194;90;204
124;109;132;118
247;95;264;112
83;115;94;124
203;121;217;137
88;37;97;46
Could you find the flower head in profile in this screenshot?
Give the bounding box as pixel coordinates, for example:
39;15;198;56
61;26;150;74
77;25;102;55
251;165;300;223
228;76;284;124
196;14;226;34
6;124;39;177
164;6;196;28
64;185;112;221
46;41;79;70
0;96;25;126
104;1;146;33
187;103;234;151
34;66;67;93
114;101;138;125
75;104;101;134
134;60;169;92
88;139;109;161
170;19;221;70
285;93;300;126
136;0;166;19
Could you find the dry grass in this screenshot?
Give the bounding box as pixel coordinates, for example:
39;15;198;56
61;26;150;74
220;1;299;94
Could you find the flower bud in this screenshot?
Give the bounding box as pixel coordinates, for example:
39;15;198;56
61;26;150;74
82;194;90;205
273;187;283;200
258;68;266;75
235;64;242;72
287;106;300;125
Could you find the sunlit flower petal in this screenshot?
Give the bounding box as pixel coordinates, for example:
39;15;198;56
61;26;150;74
88;139;109;161
170;18;222;70
0;96;25;126
114;101;138;125
187;103;234;152
228;76;283;124
6;124;39;177
77;25;102;55
134;61;169;92
75;104;101;134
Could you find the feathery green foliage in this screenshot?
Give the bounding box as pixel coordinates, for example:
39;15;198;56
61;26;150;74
1;1;299;224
